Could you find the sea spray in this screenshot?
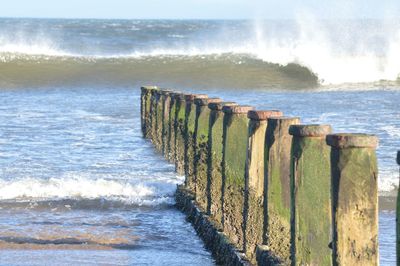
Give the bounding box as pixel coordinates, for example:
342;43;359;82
0;176;179;206
1;18;400;88
252;17;400;84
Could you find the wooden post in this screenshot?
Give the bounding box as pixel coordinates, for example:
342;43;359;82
244;110;282;263
289;124;332;265
327;133;379;266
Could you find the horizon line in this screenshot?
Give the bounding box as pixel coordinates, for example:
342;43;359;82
0;16;394;21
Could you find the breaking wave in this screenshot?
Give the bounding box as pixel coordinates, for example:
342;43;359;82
0;176;178;207
1;18;400;89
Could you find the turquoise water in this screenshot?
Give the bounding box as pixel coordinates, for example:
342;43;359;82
0;87;215;265
0;18;399;265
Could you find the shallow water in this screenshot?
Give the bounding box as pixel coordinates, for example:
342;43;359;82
0;87;215;265
0;87;397;265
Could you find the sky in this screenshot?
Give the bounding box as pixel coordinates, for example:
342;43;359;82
1;0;400;19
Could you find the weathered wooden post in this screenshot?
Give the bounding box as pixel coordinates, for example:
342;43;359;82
258;116;300;265
397;151;400;265
140;86;147;136
193;97;222;212
184;94;208;190
289;124;332;266
243;110;283;263
208;101;237;228
154;89;167;152
327;133;379;266
167;92;182;163
150;89;161;143
161;90;173;157
221;105;254;250
174;93;188;175
140;86;158;139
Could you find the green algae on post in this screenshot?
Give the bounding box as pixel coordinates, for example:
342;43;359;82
154;89;166;152
193;97;222;212
289;124;332;266
398;151;400;265
184;94;208;190
167;92;181;163
263;116;300;264
140;87;147;136
150;89;161;144
174;92;187;175
326;133;379;266
243;110;282;264
221;105;254;250
140;86;158;139
207;101;237;228
161;90;173;157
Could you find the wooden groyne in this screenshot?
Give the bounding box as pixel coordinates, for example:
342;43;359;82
141;86;380;265
397;150;400;265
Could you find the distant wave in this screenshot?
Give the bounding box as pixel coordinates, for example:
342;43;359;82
0;52;320;89
0;48;399;90
0;176;177;206
1;18;400;88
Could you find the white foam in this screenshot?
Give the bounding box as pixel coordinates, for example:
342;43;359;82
0;176;177;206
381;125;400;137
249;16;400;84
379;170;399;195
0;33;71;57
1;19;399;85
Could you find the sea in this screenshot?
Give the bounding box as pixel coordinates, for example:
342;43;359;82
0;18;399;265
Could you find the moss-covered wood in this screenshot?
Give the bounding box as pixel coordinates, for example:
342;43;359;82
327;133;379;266
174;94;187;175
289;125;332;266
184;94;208;190
141;86;157;139
243;110;282;263
194;98;222;212
154;90;165;152
222;105;254;251
398;151;400;266
140;86;147;136
150;89;161;143
208;102;237;228
168;92;180;163
264;117;300;264
161;91;172;157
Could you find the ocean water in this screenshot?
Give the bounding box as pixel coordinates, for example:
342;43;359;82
0;18;399;265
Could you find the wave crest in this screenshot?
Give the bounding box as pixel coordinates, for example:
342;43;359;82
1;19;400;87
0;177;176;206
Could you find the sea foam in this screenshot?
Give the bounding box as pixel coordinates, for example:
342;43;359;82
0;176;179;206
0;19;399;85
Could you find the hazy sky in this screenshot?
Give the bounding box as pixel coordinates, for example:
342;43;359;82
1;0;400;19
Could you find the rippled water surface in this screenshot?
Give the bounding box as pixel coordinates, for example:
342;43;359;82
0;87;398;265
0;87;215;265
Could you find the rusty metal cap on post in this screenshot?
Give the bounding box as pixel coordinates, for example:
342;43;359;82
289;124;332;137
194;97;222;106
326;133;379;148
184;94;208;102
222;105;254;114
247;110;283;121
208;102;237;111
